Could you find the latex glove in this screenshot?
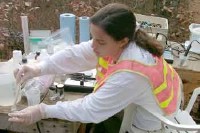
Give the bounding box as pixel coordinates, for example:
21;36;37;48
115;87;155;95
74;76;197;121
14;64;41;85
8;104;45;125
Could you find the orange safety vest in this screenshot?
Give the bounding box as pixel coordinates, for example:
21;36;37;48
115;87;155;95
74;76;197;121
94;56;181;115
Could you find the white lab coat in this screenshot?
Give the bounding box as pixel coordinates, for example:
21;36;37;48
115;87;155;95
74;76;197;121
38;40;180;131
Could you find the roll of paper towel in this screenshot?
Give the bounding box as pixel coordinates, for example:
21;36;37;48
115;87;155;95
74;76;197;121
79;16;90;43
60;13;76;43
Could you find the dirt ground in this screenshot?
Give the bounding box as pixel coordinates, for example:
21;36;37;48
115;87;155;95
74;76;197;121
189;0;200;23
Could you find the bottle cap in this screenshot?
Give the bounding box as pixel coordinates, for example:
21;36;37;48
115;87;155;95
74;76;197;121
53;82;58;86
57;84;64;89
22;58;28;64
49;86;56;91
36;51;40;56
35;51;41;60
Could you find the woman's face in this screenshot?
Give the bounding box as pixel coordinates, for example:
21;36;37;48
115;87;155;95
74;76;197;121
90;23;126;58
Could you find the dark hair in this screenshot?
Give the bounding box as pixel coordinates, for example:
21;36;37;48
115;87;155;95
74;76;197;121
90;3;164;57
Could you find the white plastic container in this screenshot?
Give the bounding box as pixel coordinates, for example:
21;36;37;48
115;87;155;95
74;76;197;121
189;23;200;41
0;71;17;106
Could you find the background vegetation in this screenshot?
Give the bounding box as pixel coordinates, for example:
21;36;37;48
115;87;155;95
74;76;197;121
0;0;193;60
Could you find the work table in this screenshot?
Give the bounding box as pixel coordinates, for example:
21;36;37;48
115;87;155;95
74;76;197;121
0;92;87;133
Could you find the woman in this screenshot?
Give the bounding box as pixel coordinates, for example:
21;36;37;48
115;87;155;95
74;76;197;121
8;3;182;133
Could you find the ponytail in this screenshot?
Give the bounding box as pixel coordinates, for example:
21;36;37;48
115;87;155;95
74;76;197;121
134;29;164;57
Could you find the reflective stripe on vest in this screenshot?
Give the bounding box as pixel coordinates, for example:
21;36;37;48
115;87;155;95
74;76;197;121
94;56;180;115
95;56;113;84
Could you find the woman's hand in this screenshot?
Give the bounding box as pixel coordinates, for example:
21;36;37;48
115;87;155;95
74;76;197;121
8;104;46;125
14;64;41;85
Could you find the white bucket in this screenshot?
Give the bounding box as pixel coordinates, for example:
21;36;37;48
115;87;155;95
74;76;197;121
188;23;200;54
189;23;200;41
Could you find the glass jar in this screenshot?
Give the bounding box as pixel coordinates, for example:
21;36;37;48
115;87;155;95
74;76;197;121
48;84;58;101
57;84;64;100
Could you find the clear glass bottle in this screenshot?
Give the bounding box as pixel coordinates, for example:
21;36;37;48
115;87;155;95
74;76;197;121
48;82;59;101
57;83;64;100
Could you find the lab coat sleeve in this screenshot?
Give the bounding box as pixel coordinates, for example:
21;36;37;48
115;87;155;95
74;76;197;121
42;72;148;123
38;40;97;75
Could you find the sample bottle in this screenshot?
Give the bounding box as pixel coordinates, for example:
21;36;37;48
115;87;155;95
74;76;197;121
35;49;55;94
20;57;38;96
12;50;22;68
48;84;58;101
57;83;64;100
35;51;41;60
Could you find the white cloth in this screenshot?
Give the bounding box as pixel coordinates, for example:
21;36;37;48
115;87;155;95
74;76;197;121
38;40;180;131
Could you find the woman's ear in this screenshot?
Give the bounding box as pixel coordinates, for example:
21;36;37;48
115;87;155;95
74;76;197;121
119;37;129;48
